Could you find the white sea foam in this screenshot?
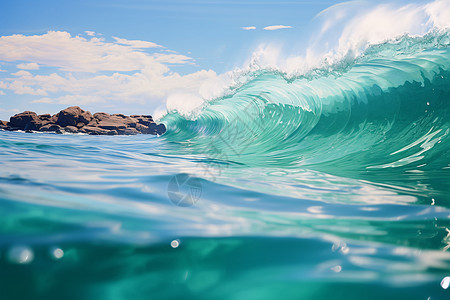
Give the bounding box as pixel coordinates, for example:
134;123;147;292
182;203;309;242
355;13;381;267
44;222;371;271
249;0;450;75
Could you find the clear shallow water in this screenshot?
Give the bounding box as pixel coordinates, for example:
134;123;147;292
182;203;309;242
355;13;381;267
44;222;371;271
1;34;450;299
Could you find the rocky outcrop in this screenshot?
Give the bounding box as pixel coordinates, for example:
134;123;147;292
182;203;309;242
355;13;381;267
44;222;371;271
8;111;43;131
0;106;166;136
56;106;93;127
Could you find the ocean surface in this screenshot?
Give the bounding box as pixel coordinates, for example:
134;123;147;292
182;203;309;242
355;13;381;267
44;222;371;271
1;32;450;299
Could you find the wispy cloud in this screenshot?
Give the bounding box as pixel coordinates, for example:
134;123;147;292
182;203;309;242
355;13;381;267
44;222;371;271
0;31;183;73
17;62;40;70
85;31;96;36
263;25;293;30
241;26;256;30
153;53;193;64
0;31;219;109
113;37;162;49
11;70;33;77
33;95;105;105
0;107;19;113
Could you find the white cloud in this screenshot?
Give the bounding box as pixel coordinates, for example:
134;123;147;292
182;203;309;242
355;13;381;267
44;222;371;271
0;108;19;113
241;26;256;30
33;95;105;105
21;68;219;108
425;0;450;28
17;62;40;70
12;70;32;77
0;90;5;95
2;71;50;96
263;25;293;31
153;53;193;64
0;31;226;114
0;31;185;73
85;31;96;36
113;37;162;48
2;60;218;107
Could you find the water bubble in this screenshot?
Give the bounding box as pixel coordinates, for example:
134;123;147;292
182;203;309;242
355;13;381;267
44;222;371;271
331;265;342;273
7;245;34;264
332;241;349;254
50;247;64;260
441;276;450;289
171;239;180;248
340;245;350;254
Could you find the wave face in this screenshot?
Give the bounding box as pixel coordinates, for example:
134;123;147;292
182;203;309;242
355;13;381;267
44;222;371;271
162;33;450;176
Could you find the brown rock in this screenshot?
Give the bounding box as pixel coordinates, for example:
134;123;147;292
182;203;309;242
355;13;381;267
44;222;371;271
80;110;93;124
123;116;138;127
40;124;62;132
135;123;148;133
56;106;92;127
117;128;139;135
107;130;118;136
82;126;111;135
138;123;166;135
97;115;127;130
64;126;79;133
136;116;154;126
152;123;166;135
112;113;127;118
93;112;110;121
28;119;48;131
50;113;59;123
87;118;98;126
39;114;52;121
9;111;41;130
3;107;165;136
57;106;82;126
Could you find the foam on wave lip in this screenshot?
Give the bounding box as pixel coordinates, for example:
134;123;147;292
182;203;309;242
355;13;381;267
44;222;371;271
247;0;450;76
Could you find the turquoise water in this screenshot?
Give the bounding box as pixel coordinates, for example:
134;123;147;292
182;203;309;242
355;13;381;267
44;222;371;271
1;33;450;299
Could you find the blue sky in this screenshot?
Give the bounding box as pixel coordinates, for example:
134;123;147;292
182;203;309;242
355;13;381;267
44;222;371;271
0;0;443;120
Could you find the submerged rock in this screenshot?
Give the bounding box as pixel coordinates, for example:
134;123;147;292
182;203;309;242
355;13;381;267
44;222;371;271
0;106;166;136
